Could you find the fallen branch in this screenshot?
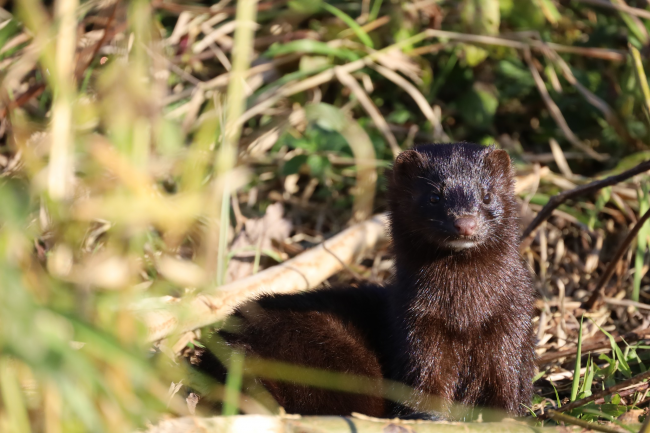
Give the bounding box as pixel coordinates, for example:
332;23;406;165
144;414;560;433
137;214;389;342
521;159;650;240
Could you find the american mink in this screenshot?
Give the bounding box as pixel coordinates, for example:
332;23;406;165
192;143;536;418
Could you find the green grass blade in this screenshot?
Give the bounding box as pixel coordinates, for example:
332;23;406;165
634;181;650;302
591;318;632;378
264;39;360;61
571;315;584;401
322;3;374;48
551;381;562;408
536;0;561;25
630;44;650;126
222;351;245;416
581;356;594;397
0;359;32;433
368;0;384;22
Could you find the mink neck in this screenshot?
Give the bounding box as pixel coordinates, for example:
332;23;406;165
390;225;520;333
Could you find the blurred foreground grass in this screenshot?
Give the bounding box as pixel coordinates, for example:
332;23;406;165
2;0;650;431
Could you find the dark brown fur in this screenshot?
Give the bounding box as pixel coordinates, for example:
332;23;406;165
193;143;536;418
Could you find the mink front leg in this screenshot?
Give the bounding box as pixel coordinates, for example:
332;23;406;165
477;314;535;415
405;328;466;418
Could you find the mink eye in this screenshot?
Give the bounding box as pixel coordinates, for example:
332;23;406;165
482;192;491;204
430;193;441;204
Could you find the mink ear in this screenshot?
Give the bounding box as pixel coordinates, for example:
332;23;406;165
392;150;425;179
485;148;512;177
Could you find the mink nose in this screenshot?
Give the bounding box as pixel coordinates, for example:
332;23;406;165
454;217;477;236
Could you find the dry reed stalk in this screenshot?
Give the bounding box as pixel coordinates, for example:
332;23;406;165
337;115;378;223
48;0;79;200
208;0;259;285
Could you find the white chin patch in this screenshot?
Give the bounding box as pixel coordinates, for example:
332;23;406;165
447;239;477;250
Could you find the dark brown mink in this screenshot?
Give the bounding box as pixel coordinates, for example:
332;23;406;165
191;143;536;418
387;143;536;417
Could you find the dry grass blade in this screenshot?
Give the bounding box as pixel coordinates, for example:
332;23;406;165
424;28;526;48
538;42;626;61
574;0;650;20
338;15;390;39
334;67;400;157
371;63;448;142
423;29;626;61
523;49;606;161
604;297;650;310
339;116;378;223
549;138;573;178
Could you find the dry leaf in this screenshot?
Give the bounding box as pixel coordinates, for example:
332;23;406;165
226;202;292;283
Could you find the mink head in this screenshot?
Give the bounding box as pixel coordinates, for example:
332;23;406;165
387;143;518;257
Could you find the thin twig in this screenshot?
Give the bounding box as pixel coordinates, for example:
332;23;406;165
554;369;650;414
604;297;650;310
521;159;650;239
537;329;650;364
0;84;45;119
75;0;120;81
546;410;627;433
590;207;650;296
